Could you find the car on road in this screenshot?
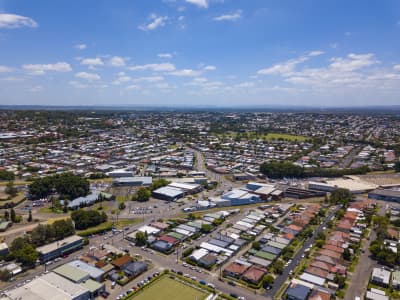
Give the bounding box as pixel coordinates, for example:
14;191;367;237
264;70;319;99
199;280;206;285
228;281;236;286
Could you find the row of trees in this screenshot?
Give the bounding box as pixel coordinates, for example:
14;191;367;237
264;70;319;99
259;161;370;179
0;170;15;181
29;172;90;200
2;219;75;269
369;215;400;266
30;219;75;247
71;209;107;230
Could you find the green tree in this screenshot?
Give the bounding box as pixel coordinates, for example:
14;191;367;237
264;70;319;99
28;209;33;222
260;161;304;179
334;274;346;289
201;224;213;233
135;231;147;246
342;248;351;260
395;161;400;173
329;188;352;206
252;241;261;250
10;237;38;268
5;181;18;197
10;208;16;223
71;210;107;230
263;274;274;287
3;210;9;221
273;259;285;274
0;170;15;181
29;173;89;200
136;188;151;202
0;270;12;281
119;202;126;210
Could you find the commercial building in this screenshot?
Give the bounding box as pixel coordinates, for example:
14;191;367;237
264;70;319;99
112;176;152;187
4;272;90;300
67;260;105;282
37;235;84;263
221;189;261;206
152;186;185;201
368;189;400;202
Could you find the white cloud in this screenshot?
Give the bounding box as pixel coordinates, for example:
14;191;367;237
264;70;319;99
126;85;140;90
308;50;324;57
129;63;176;72
30;85;43;92
0;76;24;81
237;82;255;88
330;43;339;49
329;53;378;72
393;65;400;71
133;76;164;82
257;51;323;76
112;76;131;85
158;53;173;59
81;57;104;66
0;65;13;73
75;72;101;81
139;14;168;31
169;69;201;77
203;65;216;71
213;10;242;21
156;82;171;89
69;81;88;89
185;0;208;8
109;56;126;67
23;62;72;75
74;44;87;50
0;13;38;29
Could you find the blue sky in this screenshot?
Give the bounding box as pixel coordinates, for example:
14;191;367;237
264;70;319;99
0;0;400;107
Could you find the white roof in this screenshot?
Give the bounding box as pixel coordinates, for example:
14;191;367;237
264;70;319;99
168;182;200;191
67;260;104;279
0;242;8;251
6;272;88;300
173;228;192;236
200;242;233;256
366;291;389;300
190;248;209;261
236;221;254;228
300;272;326;286
138;225;160;235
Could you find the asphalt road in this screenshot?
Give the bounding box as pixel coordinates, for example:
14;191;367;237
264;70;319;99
265;205;340;299
344;202;386;300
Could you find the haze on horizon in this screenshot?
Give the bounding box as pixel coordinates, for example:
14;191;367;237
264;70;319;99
0;0;400;107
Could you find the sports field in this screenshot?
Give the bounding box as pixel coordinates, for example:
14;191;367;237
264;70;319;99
131;276;209;300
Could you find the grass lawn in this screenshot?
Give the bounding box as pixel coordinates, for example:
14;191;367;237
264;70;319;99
216;131;308;142
0;192;26;206
263;133;308;142
131;276;209;300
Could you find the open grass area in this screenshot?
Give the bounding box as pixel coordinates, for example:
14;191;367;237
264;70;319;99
263;133;308;141
0;192;26;208
216;131;308;142
130;276;209;300
77;218;140;236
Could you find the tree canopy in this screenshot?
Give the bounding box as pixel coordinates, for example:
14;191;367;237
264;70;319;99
29;172;90;200
260;161;304;178
71;209;107;230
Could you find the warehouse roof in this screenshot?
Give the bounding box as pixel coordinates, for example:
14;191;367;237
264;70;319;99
67;260;104;279
37;235;83;255
53;264;89;283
